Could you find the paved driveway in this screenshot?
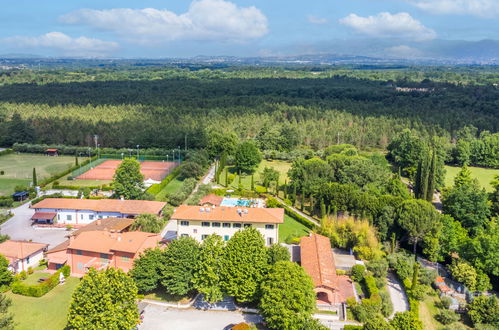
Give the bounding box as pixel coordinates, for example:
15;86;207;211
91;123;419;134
1;202;68;248
387;272;409;317
140;305;262;330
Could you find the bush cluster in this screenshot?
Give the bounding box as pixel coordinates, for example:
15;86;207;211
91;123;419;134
11;265;70;297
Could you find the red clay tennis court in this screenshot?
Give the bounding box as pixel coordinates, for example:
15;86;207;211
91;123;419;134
76;160;177;181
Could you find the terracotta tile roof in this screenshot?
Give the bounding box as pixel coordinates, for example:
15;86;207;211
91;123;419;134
0;240;48;260
67;231;160;255
31;212;57;220
300;234;337;289
199;194;224;206
70;217;135;236
31;198;166;215
172;205;284;224
46;240;70;254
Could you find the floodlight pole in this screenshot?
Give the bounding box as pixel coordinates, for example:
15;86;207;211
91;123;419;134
137;145;140;159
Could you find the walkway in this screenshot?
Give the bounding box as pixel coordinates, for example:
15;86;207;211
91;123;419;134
387;272;409;318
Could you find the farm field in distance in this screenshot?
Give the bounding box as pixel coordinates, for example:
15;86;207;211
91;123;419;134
444;165;498;192
0;153;74;196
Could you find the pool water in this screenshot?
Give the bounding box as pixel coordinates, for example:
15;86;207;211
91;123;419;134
220;198;252;207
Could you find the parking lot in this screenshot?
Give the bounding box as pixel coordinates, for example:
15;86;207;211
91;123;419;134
139;304;263;330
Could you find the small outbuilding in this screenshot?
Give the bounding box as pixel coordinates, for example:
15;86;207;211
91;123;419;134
45;148;58;156
11;191;29;202
0;240;48;273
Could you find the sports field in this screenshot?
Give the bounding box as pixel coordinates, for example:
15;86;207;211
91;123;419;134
76;159;178;181
444;165;498;192
0;153;74;196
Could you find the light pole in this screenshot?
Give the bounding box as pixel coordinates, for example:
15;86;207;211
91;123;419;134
137;145;140;159
177;146;180;163
97;144;100;159
121;152;124;160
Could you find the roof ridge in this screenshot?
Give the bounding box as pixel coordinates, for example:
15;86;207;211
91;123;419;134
314;234;325;286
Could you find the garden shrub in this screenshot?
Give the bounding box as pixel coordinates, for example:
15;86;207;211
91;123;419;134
435;310;460;325
27;267;33;275
351;264;366;282
379;289;394;317
61;265;70;278
364;275;379;297
343;326;363;330
439;296;452;309
11;268;67;297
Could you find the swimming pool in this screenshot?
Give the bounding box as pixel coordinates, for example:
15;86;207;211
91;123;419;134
220;198;253;207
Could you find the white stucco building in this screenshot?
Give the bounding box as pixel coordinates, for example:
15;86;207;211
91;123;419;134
0;240;48;273
171;205;284;246
30;198;167;226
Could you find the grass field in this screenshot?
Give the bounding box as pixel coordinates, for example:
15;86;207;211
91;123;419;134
0;153;74;196
220;159;292;190
279;214;310;243
23;272;51;286
445;165;498;192
55;175;112;188
155;177;184;201
6;277;80;330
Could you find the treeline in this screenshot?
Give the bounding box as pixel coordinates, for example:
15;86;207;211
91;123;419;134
0;69;498;149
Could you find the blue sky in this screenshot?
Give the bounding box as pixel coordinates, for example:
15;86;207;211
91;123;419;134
1;0;499;59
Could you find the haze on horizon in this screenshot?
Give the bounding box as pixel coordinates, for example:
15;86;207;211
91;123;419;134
1;0;499;62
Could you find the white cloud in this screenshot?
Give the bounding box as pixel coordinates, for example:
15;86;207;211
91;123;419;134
2;32;119;56
307;15;328;25
339;12;436;41
409;0;499;18
60;0;268;44
385;45;424;58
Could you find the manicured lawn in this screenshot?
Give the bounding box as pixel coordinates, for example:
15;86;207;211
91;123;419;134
220;159;292;190
23;272;51;286
444;165;498;192
0;178;30;197
155;177;184;201
0;153;74;195
278;214;310;243
55;175;112;188
6;277;80;330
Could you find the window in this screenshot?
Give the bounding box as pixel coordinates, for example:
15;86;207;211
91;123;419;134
193;229;198;233
224;235;230;241
99;215;103;219
181;234;189;238
121;256;130;263
222;223;231;228
243;224;252;228
100;253;108;259
66;215;72;221
80;214;83;220
57;214;60;221
89;215;94;220
267;237;274;245
201;234;208;240
201;222;210;227
265;224;274;230
26;256;30;264
180;221;190;226
77;262;83;270
233;223;242;228
212;222;221;227
76;250;83;256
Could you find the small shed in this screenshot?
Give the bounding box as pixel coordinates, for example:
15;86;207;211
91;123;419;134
11;191;28;202
45;148;58;156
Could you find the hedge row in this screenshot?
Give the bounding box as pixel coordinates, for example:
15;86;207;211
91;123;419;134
283;206;317;230
0;149;13;157
13;143;185;157
364;275;379;298
146;166;181;196
39;156;97;187
11;265;70;297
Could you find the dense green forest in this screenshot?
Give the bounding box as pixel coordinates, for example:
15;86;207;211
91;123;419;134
0;66;498;154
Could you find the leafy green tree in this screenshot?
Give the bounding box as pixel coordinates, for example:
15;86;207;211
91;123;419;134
390;311;423;330
260;261;316;330
261;167;280;191
234;141;262;173
387;129;425;177
490;175;498;216
193;234;225;303
129;248;164;292
467;295;499;327
454;165;473;187
112;158;144;200
460;219;499;277
442;179;490;234
363;314;393;330
0;293;13;330
5;113;34;146
448;261;486;292
179;161;204;179
67;268;139;330
267;244;290;265
397;199;441;258
130;214;165;233
160;237;200;295
0;255;12;288
438;215;468;257
206;130;239;158
221;227;269;303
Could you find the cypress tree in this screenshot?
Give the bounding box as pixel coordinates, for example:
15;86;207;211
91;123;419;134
75;156;79;166
426;149;436;202
292;184;297;206
250;174;254;191
32;168;37;187
320;199;326;219
283;180;287;199
225;169;228;186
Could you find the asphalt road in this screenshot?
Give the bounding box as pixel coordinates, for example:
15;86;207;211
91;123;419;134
1;202;68;248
